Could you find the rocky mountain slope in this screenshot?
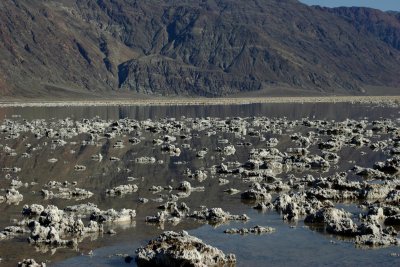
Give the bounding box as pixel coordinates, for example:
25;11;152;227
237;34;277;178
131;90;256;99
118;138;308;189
0;0;399;98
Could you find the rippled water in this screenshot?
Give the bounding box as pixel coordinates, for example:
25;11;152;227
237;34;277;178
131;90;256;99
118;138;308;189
0;103;399;267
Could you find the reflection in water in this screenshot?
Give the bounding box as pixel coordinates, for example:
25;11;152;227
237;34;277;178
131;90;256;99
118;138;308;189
0;103;399;267
1;102;398;122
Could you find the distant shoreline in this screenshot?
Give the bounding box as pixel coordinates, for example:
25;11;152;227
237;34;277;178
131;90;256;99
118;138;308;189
0;96;399;107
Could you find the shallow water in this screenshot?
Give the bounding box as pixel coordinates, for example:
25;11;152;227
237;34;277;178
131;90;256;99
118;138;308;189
0;103;399;266
1;102;399;121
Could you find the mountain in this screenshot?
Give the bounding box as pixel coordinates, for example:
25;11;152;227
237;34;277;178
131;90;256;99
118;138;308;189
326;7;400;51
0;0;399;99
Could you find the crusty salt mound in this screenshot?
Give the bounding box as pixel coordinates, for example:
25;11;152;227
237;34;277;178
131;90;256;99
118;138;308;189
136;231;236;267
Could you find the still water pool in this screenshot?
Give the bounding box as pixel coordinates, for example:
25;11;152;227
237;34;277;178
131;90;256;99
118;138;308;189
0;102;399;266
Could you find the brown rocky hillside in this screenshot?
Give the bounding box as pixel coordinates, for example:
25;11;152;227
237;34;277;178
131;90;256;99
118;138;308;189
0;0;399;98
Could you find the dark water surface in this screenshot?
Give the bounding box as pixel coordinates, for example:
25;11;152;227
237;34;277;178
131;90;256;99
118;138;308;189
0;103;399;267
1;102;399;121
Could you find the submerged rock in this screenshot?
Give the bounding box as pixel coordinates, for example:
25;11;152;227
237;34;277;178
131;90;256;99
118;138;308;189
74;165;87;171
145;211;168;224
135;231;236;267
305;208;358;236
22;204;45;216
136;157;157;164
41;187;93;200
177;181;192;191
3;188;23;204
90;209;136;223
177;181;204;192
241;183;272;200
224;225;275;235
0;226;28;240
190;207;249;224
106;184;138;196
196;149;208;158
373;156;400;174
272;192;327;221
224;188;240;194
18;259;46;267
24;205;102;248
355;234;399;247
64;203;100;215
223;145;236;156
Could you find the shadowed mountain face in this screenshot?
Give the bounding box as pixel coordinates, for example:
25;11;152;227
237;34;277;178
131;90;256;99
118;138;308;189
0;0;400;98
